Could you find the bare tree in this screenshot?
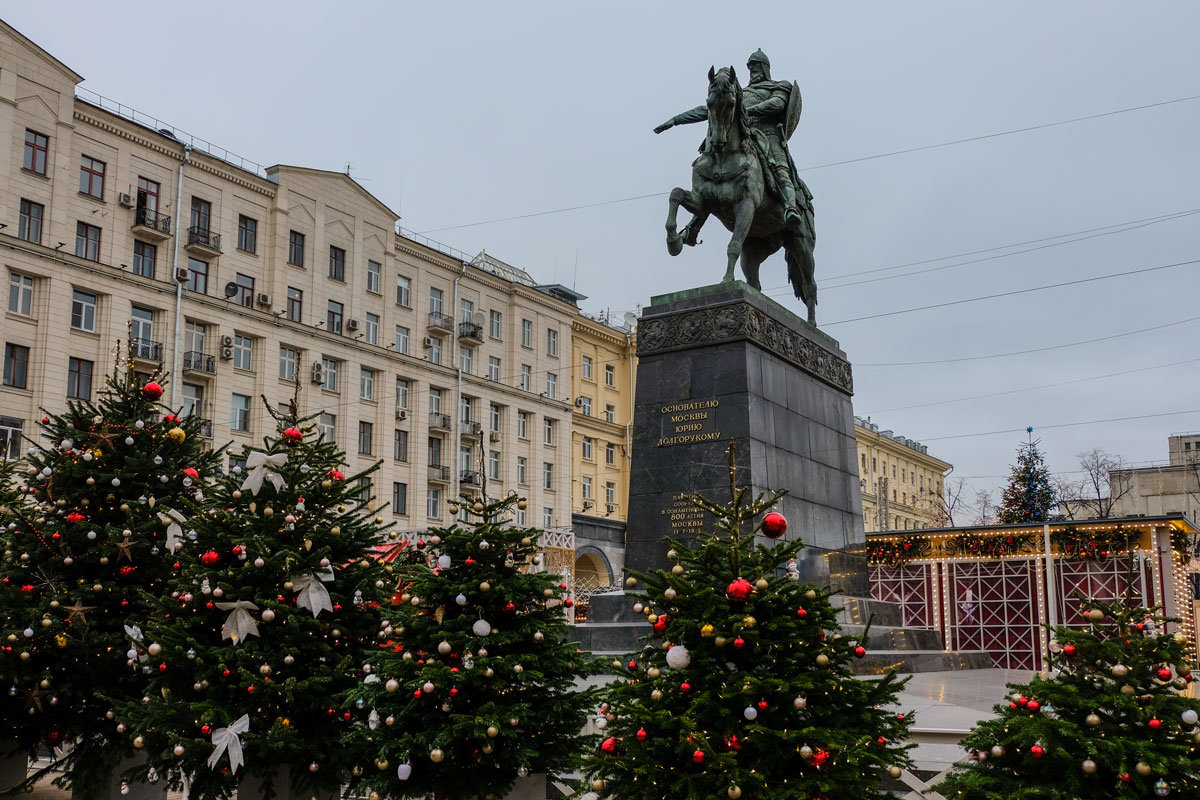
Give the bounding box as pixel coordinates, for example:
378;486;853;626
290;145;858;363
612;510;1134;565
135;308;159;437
971;489;996;526
1058;448;1129;519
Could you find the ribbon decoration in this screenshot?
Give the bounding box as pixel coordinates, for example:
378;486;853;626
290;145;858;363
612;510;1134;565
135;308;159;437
123;625;148;663
214;601;261;643
207;714;250;774
158;509;187;550
292;574;333;617
239;452;289;497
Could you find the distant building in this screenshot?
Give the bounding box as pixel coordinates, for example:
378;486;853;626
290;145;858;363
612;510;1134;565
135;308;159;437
1104;434;1200;526
855;417;952;532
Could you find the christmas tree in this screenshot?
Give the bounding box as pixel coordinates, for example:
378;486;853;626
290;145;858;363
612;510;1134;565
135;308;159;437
935;599;1200;799
0;371;220;798
583;480;913;800
347;492;598;800
112;402;390;800
997;429;1055;524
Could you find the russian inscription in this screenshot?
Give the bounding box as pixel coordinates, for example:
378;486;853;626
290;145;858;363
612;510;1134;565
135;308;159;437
656;399;722;447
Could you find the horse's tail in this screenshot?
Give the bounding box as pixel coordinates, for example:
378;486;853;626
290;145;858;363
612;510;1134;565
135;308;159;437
785;230;817;309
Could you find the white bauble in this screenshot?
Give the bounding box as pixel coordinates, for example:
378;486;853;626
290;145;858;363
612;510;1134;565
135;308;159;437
743;706;758;720
665;645;690;670
438;555;452;569
472;619;491;636
396;763;412;780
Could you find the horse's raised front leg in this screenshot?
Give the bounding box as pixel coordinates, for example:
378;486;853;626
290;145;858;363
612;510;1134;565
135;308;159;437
681;211;708;247
723;197;756;283
666;187;698;257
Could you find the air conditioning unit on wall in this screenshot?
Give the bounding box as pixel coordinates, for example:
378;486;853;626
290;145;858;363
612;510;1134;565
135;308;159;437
310;362;324;384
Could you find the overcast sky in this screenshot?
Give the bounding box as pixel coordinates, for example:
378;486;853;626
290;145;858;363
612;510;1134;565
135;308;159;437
9;2;1200;509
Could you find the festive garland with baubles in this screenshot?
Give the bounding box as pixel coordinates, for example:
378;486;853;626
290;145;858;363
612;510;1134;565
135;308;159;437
1051;526;1139;562
866;536;930;567
943;532;1036;559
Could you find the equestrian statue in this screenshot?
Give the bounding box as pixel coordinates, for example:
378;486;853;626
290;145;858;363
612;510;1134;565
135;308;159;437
654;49;818;324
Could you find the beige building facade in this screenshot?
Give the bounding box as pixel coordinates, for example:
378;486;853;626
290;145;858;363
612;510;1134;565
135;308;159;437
0;21;579;536
855;416;952;531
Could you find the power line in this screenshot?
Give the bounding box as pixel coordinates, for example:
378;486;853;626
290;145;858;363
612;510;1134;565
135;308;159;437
823;257;1200;327
416;93;1200;234
920;409;1200;443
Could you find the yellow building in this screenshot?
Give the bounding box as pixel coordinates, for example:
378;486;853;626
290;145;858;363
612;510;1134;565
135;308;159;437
569;313;636;601
855;416;952;532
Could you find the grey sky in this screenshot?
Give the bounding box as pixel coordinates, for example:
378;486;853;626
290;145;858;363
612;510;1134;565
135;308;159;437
9;2;1200;507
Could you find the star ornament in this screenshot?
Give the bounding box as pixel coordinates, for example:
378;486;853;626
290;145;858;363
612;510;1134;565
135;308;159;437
115;533;136;561
64;600;97;624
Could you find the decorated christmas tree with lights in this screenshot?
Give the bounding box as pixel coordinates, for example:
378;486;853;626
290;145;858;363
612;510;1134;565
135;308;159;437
347;492;598;800
935;599;1200;799
583;458;913;800
0;372;220;798
997;429;1056;524
113;402;390;800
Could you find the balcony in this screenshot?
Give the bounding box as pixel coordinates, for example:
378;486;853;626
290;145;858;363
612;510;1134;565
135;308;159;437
182;351;215;374
130;338;163;364
428;412;451;431
428;465;451;483
427;311;454;333
457;321;484;346
185;226;222;255
194;417;214;439
460;421;483;439
460;470;482;487
132;207;172;241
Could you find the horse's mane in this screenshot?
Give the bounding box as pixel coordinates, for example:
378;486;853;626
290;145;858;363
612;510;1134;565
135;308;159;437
712;67;753;151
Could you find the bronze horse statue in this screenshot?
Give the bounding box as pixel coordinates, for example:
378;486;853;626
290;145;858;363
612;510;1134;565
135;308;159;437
663;66;817;323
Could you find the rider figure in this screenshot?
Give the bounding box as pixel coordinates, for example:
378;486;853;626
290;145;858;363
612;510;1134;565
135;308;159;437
654;49;811;230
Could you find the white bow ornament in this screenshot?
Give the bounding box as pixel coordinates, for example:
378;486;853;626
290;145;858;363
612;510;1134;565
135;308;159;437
292;574;333;617
214;600;261;643
207;714;250;774
240;452;288;496
158;508;187;550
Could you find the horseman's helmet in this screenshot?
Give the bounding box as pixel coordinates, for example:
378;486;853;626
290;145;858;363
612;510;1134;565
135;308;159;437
747;49;771;69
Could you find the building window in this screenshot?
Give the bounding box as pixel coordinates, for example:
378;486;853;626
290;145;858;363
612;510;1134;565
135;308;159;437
544;418;554;445
520;364;531;392
546;328;558;357
237;215;257;253
365;313;380;346
8;273;33;316
392;482;408;515
288;231;305;267
490;310;502;339
582;356;593;380
318;412;336;442
232;335;253;371
329;246;346;281
428;436;442;467
234;273;254;307
184;321;206;356
71;290;97;332
396;275;411;307
190;197;212;233
517;456;527;485
79;156;106;199
23;130;48;175
0;417;23;460
187;258;208;294
543;507;553;529
327;300;344;334
395;378;410;409
286;287;302;322
429;388;442;414
488;450;500;479
321;358;338;391
360;368;375;400
66;357;93;400
279;346;297;381
605;364;616;387
366;260;381;293
133;241;157;279
3;344;29;388
357;476;372;505
521;319;533;348
426;488;440;519
460;347;473;374
488;356;501;382
489;404;501;431
130;307;153;353
516;507;527;525
75;222;101;261
517;411;528;439
394;326;410;354
231;393;251;431
358;421;373;454
137;177;160;215
18;199;43;244
582;476;593;500
428;337;442;365
606;442;616;465
604;404;616;423
545;372;557;399
394;429;409;462
582;436;593;460
579;397;592;417
429;287;444;316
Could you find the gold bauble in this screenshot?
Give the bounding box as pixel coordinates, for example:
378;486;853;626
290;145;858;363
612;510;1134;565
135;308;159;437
701;624;715;637
133;737;144;749
521;537;533;546
714;637;727;647
350;766;362;777
815;653;829;666
479;581;491;592
374;758;388;771
430;749;445;763
1120;685;1136;696
755;578;768;590
517;499;527;510
481;744;493;755
321;480;332;489
805;589;817;601
473;501;484;513
647;667;661;679
888;765;902;778
651;689;663;701
591;779;605;792
1085;713;1101;726
671;565;685;575
647;614;658;624
742;615;757;628
1135;762;1152;776
167;427;186;443
487;726;500;738
625;577;637;588
1087;609;1104;623
727;786;742;799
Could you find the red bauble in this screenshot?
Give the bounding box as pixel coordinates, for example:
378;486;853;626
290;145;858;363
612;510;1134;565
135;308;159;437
182;467;200;480
201;550;221;566
1030;745;1044;758
733;637;745;649
726;578;754;601
143;382;164;399
282;427;303;442
66;512;85;523
1157;668;1173;681
201;725;211;735
796;608;807;617
1149;718;1162;730
761;511;787;538
600;736;619;753
1118;773;1131;783
692;749;705;764
680;682;691;693
1026;700;1040;712
118;566;135;577
653;615;669;634
1062;644;1076;657
854;646;867;658
391;592;404;606
564;598;574;607
636;728;647;741
328;469;345;482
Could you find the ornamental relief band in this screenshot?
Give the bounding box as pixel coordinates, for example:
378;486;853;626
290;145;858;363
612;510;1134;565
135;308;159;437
661;491;707;532
656;399;722;447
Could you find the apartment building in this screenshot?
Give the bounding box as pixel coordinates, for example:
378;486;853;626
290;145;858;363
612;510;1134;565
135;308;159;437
0;20;577;534
855;416;952;531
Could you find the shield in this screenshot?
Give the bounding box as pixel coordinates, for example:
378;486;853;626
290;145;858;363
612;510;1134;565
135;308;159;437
783;81;802;139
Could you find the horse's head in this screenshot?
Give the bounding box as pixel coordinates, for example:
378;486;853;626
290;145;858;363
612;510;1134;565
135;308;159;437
706;66;743;154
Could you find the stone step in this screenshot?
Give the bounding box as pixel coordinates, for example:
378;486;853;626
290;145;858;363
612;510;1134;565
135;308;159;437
831;594;904;627
840;624;945;651
850;649;993;675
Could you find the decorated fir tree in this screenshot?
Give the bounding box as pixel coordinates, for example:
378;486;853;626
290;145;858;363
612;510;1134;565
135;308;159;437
0;373;220;798
113;403;389;800
583;482;913;800
997;430;1055;524
935;599;1200;799
347;492;598;800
